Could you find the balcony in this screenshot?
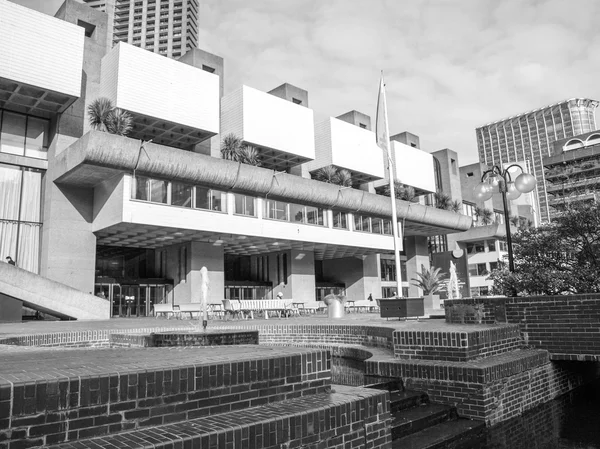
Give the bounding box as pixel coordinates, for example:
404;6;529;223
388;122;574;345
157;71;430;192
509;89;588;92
372;140;436;195
306;117;385;184
0;0;84;116
220;85;315;170
99;43;219;150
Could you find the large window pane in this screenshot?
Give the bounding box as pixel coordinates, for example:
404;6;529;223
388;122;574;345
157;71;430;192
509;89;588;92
233;194;255;216
354;215;362;231
265;200;288;221
25;117;49;160
17;223;41;273
0;112;26;156
133;176;150;201
0;164;22;220
0;221;18;262
290;203;304;223
333;210;347;229
372;218;382;234
150;179;168;203
20;169;42;222
195;186;210;209
362;216;371;233
211;190;226;212
171;182;192;207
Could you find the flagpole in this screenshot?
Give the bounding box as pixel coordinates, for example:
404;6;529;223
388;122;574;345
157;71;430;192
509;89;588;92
377;72;404;297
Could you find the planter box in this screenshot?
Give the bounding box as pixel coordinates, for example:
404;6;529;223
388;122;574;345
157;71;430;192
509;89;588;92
378;297;424;319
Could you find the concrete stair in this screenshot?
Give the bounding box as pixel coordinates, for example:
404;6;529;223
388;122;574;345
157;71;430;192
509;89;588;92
0;263;109;320
387;389;486;449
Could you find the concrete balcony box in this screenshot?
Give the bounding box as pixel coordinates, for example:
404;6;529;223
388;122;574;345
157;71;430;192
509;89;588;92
308;117;385;184
0;0;84;115
99;43;219;150
373;141;436;195
221;85;315;170
378;297;424;320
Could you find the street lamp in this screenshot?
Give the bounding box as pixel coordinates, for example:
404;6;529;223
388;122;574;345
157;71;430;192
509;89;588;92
473;164;536;272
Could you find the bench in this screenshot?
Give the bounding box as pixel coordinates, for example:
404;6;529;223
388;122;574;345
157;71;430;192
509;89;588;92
176;302;225;319
346;299;378;313
221;299;298;320
294;301;326;315
153;304;177;319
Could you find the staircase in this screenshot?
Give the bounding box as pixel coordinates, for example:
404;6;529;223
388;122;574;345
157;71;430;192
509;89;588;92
389;389;486;448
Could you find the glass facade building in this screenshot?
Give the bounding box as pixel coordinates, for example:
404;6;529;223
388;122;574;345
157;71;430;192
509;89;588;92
475;98;599;223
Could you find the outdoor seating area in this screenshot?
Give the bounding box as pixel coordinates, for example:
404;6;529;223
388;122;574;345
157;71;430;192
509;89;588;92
152;298;384;320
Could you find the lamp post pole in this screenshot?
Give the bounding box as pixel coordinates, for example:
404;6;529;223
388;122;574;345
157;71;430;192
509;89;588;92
499;180;515;272
473;164;537;273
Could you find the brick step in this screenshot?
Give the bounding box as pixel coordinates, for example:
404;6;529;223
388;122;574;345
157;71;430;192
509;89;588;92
393;324;523;362
391;418;486;449
391;403;458;440
43;386;390;449
389;390;429;413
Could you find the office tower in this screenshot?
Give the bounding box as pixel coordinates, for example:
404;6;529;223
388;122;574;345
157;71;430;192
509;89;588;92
475;98;599;223
80;0;199;58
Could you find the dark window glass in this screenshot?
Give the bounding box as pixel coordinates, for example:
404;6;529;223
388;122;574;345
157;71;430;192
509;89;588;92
195;186;210;209
150;179;168;203
171;182;192;207
133;176;150;201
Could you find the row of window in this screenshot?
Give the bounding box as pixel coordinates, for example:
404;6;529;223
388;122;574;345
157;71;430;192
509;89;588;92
132;176;395;234
468;261;499;277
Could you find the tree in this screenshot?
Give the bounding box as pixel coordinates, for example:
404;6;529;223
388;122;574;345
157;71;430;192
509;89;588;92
488;202;600;295
87;97;133;136
220;133;262;166
336;169;353;187
411;266;447;295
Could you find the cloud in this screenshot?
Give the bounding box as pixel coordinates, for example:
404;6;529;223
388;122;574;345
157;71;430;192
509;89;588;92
10;0;600;165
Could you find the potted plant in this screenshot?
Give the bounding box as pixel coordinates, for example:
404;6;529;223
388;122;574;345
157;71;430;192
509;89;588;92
411;266;447;309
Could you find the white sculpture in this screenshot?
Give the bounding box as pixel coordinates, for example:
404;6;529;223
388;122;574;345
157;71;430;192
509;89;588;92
447;261;461;300
200;266;209;330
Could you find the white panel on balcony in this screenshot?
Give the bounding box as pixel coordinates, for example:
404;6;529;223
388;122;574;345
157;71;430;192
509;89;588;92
100;43;219;148
243;86;315;160
308;117;385;183
0;0;84;113
221;85;315;170
392;141;436;194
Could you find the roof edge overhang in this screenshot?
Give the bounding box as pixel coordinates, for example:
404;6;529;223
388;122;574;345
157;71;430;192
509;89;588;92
54;131;473;235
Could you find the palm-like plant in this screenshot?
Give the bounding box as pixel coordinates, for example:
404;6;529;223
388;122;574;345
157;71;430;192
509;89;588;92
237;146;262;167
510;215;520;227
411;267;447;295
450;200;462;213
220;134;262;166
88;97;133;136
434;192;452;210
336;169;353;187
107;108;133;136
383;181;417;202
314;165;340;184
479;208;494;225
313;165;353;186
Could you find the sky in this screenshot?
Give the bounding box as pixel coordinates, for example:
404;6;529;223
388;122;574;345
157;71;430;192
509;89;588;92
9;0;600;164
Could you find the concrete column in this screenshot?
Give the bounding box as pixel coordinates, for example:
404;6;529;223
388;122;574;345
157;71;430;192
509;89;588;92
286;249;316;302
322;255;378;302
404;236;430;296
166;241;224;305
362;254;381;300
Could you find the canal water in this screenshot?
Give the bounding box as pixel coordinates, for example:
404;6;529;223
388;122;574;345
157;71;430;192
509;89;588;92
332;357;600;448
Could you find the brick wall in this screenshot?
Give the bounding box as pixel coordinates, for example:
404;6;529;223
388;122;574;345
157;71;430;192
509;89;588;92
0;349;332;448
445;295;600;361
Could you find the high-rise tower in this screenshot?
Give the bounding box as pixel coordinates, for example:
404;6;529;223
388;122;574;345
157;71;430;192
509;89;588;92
475;98;599;223
80;0;199;59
